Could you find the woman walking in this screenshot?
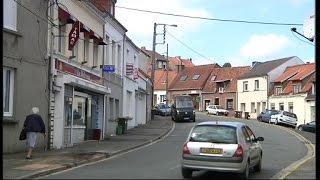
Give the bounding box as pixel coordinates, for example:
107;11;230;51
23;107;46;159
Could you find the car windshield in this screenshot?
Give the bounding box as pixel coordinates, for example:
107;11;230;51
176;97;193;108
189;125;237;144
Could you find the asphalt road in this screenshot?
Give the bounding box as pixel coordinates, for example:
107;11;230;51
42;113;308;179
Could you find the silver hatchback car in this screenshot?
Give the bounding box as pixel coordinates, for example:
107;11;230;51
181;121;264;179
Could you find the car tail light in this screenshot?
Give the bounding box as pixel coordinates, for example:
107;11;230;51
233;144;243;157
182;142;191;155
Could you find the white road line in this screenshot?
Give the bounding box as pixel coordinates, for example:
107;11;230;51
170;164;180;170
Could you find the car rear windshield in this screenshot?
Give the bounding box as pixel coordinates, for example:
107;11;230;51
189;125;237;144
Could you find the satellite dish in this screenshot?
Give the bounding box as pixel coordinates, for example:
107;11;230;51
303;13;315;40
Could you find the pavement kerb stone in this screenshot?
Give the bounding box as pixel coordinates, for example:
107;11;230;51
18;118;174;179
270;125;315;180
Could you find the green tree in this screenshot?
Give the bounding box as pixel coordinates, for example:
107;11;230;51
223;62;232;67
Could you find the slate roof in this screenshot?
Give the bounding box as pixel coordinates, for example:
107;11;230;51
202;66;251;93
154;70;178;90
238;56;295;80
169;64;220;90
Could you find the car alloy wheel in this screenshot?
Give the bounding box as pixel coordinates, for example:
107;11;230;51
298;126;303;131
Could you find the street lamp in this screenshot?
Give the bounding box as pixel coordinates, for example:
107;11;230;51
150;23;177;109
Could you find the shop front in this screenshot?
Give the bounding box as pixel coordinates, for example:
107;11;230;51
52;59;110;149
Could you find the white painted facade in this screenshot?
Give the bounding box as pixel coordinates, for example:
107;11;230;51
122;37;139;129
305;100;315;123
269;94;307;125
237;57;304;119
237;77;268;119
49;1;110;149
155;90;167;105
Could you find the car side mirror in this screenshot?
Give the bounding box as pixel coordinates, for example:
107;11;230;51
306;123;309;125
261;112;265;114
256;137;264;142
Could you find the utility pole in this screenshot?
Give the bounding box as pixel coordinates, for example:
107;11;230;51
151;23;157;108
166;43;169;106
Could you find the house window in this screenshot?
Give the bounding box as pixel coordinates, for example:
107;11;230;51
270;103;275;110
93;43;98;67
251;102;255;113
240;103;246;112
312;84;315;94
160;95;165;102
293;84;301;94
3;67;15;117
4;0;17;31
58;22;66;53
117;45;121;72
243;81;248;91
255;80;259;90
288;102;293;113
275;86;282;95
180;75;187;81
211;76;216;81
218;82;224;93
279;103;284;110
192;75;200;80
72;41;78;58
226;99;234;109
112;41;116;65
84;37;90;62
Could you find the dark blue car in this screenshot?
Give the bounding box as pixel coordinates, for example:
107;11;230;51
257;109;280;123
297;121;316;133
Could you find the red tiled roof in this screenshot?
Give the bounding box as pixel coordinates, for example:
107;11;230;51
168;56;195;68
273;63;315;95
273;63;315;82
154;70;178;90
202;66;251;93
169;64;219;90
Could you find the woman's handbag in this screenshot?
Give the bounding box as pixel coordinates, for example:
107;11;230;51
19;128;27;140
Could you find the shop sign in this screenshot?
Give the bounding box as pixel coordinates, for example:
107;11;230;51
126;63;134;75
68;21;80;50
102;65;115;73
55;59;103;85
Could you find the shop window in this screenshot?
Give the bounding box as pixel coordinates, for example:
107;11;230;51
3;67;15;117
73;96;85;126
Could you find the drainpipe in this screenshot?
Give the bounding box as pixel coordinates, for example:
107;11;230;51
122;33;126;117
48;0;56;150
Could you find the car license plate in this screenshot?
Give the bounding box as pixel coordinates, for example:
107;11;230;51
184;117;189;120
200;148;223;154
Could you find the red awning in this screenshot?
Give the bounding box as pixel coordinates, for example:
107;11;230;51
58;7;76;24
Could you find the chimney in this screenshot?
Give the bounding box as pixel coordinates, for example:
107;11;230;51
141;46;146;50
189;58;192;62
306;62;310;64
91;0;115;15
176;56;181;59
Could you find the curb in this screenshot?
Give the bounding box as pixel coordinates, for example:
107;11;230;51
270;125;315;180
18;118;174;179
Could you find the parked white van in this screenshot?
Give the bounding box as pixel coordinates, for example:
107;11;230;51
270;111;297;128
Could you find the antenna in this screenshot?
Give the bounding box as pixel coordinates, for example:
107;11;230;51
303;13;315;41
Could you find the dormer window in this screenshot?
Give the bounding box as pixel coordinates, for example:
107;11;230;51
211;76;216;81
275;86;282;95
293;84;301;94
180;75;188;81
192;74;200;80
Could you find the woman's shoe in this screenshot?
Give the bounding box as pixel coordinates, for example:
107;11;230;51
26;156;32;159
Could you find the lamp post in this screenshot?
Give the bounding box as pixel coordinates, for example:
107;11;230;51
150;23;177;109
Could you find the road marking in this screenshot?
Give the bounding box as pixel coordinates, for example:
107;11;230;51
270;125;315;180
36;122;176;179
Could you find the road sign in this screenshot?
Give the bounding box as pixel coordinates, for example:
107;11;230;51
102;65;115;73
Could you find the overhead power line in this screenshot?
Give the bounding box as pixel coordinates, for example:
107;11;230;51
115;6;303;26
166;31;214;63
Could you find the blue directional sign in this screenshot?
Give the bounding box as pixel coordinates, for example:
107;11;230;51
102;65;115;73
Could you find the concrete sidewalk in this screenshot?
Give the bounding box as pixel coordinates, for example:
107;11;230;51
3;115;173;179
